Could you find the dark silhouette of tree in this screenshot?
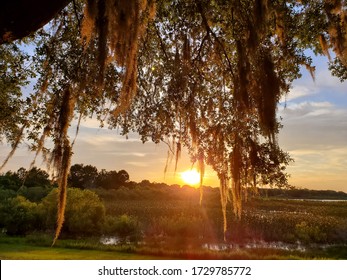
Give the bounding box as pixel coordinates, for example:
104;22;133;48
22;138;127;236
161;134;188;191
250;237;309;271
23;167;51;188
95;169;130;189
96;169;119;189
139;180;151;188
68;163;98;189
0;0;71;44
117;169;130;185
0;171;21;191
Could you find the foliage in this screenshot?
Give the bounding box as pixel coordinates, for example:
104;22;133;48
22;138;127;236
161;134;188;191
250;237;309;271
20;167;51;188
40;188;105;237
329;57;347;81
0;196;41;235
0;43;34;146
0;167;53;201
18;186;52;202
0;171;22;192
68;164;99;189
96;168;130;189
103;214;141;242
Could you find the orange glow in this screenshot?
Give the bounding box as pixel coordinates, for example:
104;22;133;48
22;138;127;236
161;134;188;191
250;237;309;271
181;169;200;186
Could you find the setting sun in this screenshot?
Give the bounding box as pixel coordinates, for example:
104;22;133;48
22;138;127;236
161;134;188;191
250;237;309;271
181;169;200;186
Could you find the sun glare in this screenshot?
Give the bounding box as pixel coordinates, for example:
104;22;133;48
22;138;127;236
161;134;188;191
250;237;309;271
181;169;200;186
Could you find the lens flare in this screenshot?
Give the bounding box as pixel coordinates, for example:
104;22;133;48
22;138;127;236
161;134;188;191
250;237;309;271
181;169;200;185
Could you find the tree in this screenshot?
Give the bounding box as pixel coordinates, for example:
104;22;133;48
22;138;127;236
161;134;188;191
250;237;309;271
0;0;71;44
0;196;40;235
22;167;51;188
68;163;98;189
0;171;22;191
0;0;346;242
117;169;130;186
96;169;129;189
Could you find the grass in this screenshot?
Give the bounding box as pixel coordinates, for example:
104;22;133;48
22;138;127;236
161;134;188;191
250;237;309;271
0;236;166;260
1;235;346;260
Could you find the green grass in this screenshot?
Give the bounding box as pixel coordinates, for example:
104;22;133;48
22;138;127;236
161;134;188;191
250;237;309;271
0;236;166;260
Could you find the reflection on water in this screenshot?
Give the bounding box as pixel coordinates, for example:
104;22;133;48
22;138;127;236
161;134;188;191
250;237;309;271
287;199;347;202
100;236;121;245
101;235;313;252
202;241;306;252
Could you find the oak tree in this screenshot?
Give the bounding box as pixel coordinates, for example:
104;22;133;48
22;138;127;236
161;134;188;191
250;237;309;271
1;0;346;242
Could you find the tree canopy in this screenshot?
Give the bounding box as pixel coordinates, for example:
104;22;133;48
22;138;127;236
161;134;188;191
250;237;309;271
1;0;346;243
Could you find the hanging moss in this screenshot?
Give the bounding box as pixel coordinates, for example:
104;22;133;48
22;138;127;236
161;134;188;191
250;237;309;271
319;34;332;61
218;172;229;241
324;0;347;65
0;125;26;171
50;87;76;244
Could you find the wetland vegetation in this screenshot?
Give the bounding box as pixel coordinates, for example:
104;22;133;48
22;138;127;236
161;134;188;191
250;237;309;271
1;166;347;259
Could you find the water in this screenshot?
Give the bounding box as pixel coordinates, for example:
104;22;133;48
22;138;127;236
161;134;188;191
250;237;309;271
202;241;306;252
286;199;347;202
101;235;308;252
100;236;121;245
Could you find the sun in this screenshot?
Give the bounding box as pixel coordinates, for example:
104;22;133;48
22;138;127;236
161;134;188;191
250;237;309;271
181;169;200;186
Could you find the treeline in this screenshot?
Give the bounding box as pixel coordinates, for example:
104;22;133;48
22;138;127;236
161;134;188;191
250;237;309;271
259;188;347;200
1;164;346;201
0;164;132;202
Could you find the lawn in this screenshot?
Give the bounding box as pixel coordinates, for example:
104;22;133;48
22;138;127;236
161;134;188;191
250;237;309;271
0;237;165;260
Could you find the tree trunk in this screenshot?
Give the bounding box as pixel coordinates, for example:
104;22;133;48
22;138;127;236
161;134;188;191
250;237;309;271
0;0;71;44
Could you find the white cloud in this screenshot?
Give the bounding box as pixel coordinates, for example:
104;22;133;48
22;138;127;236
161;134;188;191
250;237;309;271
279;101;340;120
282;85;317;102
126;162;149;167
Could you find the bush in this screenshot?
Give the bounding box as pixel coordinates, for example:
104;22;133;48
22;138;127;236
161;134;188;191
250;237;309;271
40;188;105;237
18;186;52;202
103;214;141;243
1;196;41;235
295;221;327;244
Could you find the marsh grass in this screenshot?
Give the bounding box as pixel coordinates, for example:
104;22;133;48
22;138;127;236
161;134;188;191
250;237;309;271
2;192;347;260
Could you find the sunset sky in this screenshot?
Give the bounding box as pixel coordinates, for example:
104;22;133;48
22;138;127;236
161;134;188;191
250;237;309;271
1;53;346;192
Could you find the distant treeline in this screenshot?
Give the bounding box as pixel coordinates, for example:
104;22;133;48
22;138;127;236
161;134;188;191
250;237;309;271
0;164;346;202
258;188;347;200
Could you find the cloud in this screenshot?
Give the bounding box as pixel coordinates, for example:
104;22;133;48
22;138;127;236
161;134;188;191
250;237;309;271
280;101;334;118
126;162;149;167
277;54;347;191
279;99;347;191
316;68;347;91
282;84;317;102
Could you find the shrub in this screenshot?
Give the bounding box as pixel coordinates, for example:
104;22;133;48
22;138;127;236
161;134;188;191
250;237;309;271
295;221;327;244
1;196;40;235
18;186;52;202
103;214;141;243
40;188;105;237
